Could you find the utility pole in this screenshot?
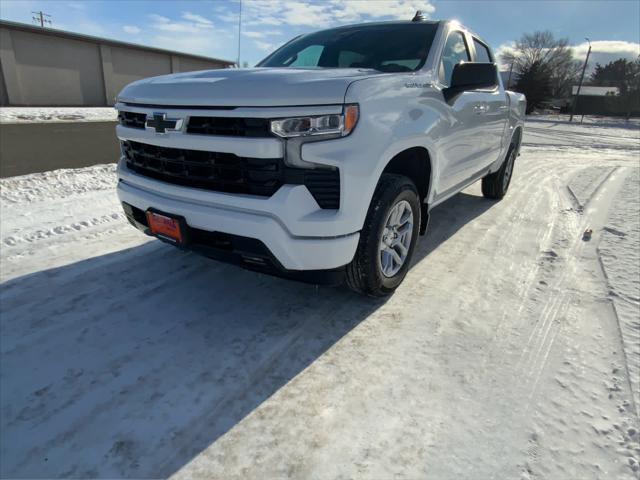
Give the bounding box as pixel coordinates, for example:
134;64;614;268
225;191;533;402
236;0;242;68
31;11;52;28
570;37;592;122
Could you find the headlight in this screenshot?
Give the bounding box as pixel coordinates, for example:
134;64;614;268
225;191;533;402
270;104;359;138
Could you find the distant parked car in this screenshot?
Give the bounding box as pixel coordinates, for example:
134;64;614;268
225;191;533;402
115;13;526;296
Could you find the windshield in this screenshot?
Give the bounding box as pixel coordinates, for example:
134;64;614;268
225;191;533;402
258;23;439;73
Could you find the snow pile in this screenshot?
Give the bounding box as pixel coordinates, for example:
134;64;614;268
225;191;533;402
0;107;118;124
1;164;118;205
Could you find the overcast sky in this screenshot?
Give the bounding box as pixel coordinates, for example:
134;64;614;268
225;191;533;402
1;0;639;69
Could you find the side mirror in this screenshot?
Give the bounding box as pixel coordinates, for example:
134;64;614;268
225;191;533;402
443;62;498;103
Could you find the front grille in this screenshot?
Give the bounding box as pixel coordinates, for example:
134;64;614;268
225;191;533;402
187;117;272;137
122;141;340;208
118;110;272;137
118;111;146;129
123;141;281;196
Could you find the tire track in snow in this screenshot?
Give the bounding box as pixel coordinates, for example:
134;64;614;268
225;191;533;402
597;168;640;419
2;212;127;247
517;167;626;409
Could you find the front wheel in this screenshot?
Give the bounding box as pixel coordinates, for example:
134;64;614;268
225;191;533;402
346;174;421;297
481;144;516;200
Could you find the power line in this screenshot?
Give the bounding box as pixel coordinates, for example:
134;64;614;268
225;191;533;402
31;11;52;28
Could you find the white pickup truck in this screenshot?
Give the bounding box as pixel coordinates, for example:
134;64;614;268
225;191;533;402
116;15;526;296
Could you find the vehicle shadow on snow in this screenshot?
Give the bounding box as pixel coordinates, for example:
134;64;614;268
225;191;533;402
0;191;494;478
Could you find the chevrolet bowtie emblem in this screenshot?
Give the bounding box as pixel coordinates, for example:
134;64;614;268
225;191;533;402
146;112;183;134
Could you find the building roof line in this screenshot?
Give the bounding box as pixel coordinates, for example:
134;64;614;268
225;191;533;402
0;19;235;66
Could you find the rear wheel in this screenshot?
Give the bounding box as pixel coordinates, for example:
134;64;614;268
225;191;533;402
481;144;516;200
346;174;421;296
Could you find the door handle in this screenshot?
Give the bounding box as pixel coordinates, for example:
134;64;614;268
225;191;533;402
473;103;487;114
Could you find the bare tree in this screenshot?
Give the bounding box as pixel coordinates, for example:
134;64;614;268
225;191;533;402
502;31;574;74
549;56;582;98
502;31;581;110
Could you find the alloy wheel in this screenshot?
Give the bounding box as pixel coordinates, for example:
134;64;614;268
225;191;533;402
379;199;414;277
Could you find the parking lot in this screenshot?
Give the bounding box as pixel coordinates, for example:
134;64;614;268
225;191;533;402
1;117;639;479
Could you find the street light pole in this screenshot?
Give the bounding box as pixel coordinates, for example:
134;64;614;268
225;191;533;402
236;0;242;68
570;37;592;122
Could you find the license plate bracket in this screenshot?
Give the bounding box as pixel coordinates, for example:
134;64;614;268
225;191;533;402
145;209;188;246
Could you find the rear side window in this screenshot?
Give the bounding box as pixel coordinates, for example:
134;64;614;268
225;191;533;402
439;31;470;86
338;50;365;68
473;39;493;63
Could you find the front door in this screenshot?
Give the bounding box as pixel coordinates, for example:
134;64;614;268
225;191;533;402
434;30;488;195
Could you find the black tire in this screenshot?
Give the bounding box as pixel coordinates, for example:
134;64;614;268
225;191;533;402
481;144;517;200
346;173;421;297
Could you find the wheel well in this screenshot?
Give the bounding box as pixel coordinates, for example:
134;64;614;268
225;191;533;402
512;126;523;149
382;147;431;201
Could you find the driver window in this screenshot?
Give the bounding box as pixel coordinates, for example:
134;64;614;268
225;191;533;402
439;31;470;86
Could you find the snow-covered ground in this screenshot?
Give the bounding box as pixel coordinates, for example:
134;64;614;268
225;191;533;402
1;118;639;479
528;112;640;129
0;107;117;124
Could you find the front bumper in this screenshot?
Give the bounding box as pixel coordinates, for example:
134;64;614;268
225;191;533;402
117;167;360;272
121;202;348;285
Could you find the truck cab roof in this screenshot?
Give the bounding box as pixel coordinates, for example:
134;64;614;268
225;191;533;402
294;19;490;52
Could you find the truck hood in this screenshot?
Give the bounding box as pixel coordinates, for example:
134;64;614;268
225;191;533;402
117;67;379;107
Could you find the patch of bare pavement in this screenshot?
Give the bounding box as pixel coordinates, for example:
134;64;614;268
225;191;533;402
1;117;639;479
